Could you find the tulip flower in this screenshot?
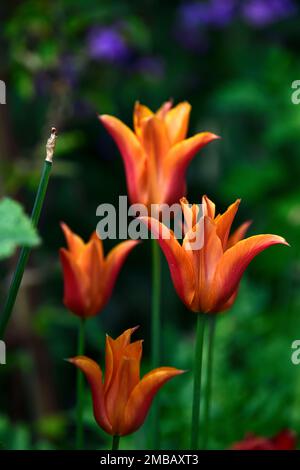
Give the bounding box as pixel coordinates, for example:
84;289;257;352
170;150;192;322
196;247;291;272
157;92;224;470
140;195;288;314
68;327;184;449
59;223;138;449
139;195;288;449
231;430;296;450
99;101;219;208
60;223;139;318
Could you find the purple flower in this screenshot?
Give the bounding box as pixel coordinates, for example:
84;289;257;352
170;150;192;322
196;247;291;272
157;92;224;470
242;0;296;26
87;26;129;62
178;0;236;29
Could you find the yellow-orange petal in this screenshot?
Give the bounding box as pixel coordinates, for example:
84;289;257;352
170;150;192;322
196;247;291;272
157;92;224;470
68;356;112;434
104;327;139;393
89;231;104;264
59;248;88;317
139;216;195;308
164;102;191;145
133;102;153;137
162;132;220;205
213;234;289;308
202;195;216;220
215;199;241;249
102;240;139;310
107;342;143;435
140;115;170;169
61;222;85;255
121;367;185;436
226;220;252;249
99;115;146;204
184;217;223;313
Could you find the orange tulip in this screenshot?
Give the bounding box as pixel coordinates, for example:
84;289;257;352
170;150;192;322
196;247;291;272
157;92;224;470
139;196;288;313
59;223;139;318
99;101;219;207
69;327;184;436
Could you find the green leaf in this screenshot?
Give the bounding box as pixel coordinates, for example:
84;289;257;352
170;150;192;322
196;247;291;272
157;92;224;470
0;198;40;260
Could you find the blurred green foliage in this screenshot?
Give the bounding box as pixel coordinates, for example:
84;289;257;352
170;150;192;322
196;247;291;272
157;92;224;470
0;0;300;450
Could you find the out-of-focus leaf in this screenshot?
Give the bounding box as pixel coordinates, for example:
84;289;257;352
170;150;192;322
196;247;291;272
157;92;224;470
0;197;40;260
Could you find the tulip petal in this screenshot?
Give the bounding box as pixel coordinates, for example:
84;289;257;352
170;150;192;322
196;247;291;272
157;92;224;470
215;199;241;249
59;248;88;317
139;216;195;308
99;115;146;204
122;367;184;436
202;195;216;219
226;220;252;249
140;116;170;202
79;240;104;316
104;327;139;393
102;240;139;309
133;102;153;137
162;132;219;204
68;356;112;434
155;100;173;119
164;102;191;144
184;217;223;312
89;231;104;264
61;222;85;255
214;234;289;309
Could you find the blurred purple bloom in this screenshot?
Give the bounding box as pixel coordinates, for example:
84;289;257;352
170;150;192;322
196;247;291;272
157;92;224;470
242;0;296;26
87;26;129;62
178;0;236;29
135;56;165;79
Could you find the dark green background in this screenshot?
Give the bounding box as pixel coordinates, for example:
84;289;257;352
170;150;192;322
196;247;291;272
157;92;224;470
0;0;299;450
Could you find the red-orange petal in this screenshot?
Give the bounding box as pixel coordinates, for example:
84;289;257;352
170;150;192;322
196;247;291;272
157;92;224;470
215;199;241;249
213;234;289;308
133;102;153;137
68;356;112;434
121;367;185;436
61;222;85;256
99;115;146;204
59;248;88;317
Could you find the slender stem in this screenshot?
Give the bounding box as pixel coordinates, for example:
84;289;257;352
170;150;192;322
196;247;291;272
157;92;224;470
0;157;54;339
202;316;216;450
76;318;85;450
191;314;206;449
151;239;161;449
112;435;120;450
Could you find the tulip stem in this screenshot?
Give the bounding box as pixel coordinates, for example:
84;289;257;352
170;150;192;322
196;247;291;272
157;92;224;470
112;435;120;451
76;318;85;449
0;128;57;339
151;239;161;449
202;316;216;450
191;313;205;449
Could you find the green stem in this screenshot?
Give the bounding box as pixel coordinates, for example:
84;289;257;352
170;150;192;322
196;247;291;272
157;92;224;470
0;159;53;339
191;314;205;449
202;316;216;450
151;239;161;449
112;435;120;450
76;318;85;450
